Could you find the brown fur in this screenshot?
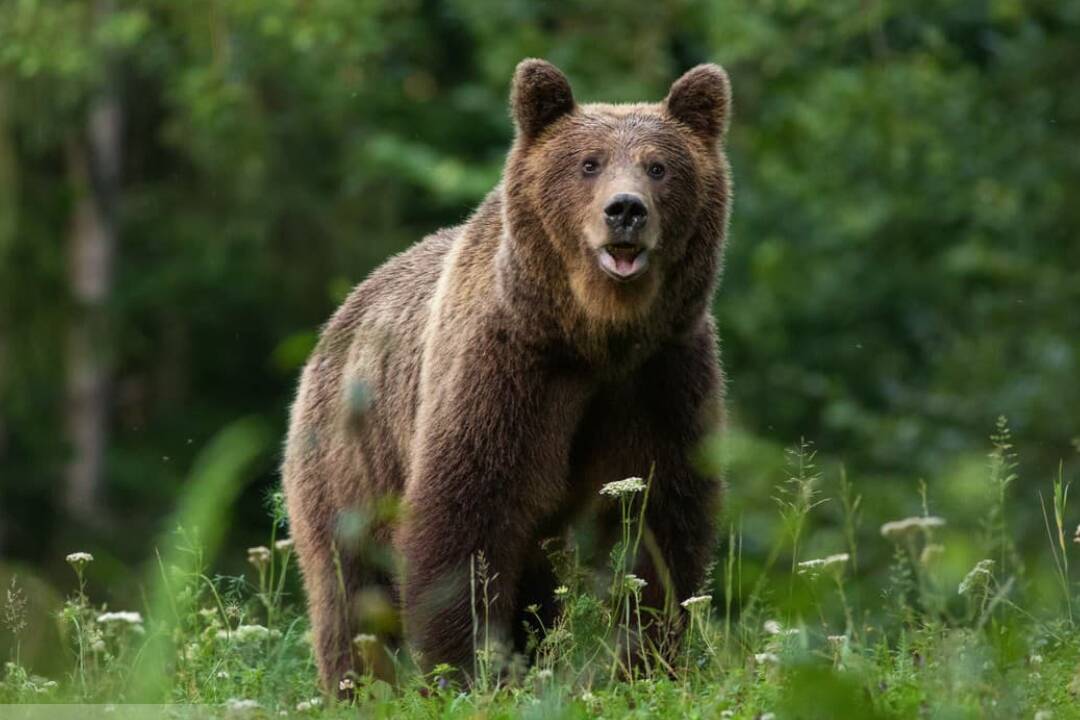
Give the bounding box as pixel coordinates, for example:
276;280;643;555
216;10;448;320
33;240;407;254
282;59;733;691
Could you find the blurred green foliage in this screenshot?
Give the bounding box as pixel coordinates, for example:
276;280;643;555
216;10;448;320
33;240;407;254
0;0;1078;670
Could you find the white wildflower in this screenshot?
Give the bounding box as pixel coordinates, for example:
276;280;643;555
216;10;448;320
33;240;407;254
763;619;798;636
760;714;777;720
754;652;780;665
247;546;271;568
274;538;294;552
353;633;377;646
182;642;200;662
1034;711;1053;720
796;553;849;577
236;624;271;642
217;624;278;643
958;559;995;596
624;574;647;592
536;668;554;681
554;585;569;598
880;516;946;541
65;552;94;567
681;594;712;609
97;611;144;626
600;477;645;497
216;670;229;679
339;677;355;691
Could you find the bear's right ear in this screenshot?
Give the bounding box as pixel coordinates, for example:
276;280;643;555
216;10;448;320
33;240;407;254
511;59;575;141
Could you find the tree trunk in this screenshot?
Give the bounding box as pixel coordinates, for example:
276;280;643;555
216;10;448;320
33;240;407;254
0;79;14;552
64;3;122;525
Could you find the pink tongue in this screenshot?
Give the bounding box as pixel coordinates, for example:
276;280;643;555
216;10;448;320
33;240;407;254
600;248;648;278
614;254;635;274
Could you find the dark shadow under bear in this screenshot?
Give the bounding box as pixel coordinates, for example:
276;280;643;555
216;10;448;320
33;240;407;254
282;58;733;691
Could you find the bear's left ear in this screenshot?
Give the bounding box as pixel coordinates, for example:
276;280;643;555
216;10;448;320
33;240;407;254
511;59;575;141
665;64;731;144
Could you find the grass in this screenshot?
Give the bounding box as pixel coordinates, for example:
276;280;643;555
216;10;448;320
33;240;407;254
2;419;1080;718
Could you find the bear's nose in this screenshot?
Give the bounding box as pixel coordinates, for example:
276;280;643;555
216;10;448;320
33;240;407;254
604;193;648;231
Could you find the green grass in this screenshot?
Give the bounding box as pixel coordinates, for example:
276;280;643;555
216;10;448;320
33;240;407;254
2;419;1080;718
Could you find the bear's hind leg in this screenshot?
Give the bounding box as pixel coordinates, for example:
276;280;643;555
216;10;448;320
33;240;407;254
299;540;400;696
298;547;357;695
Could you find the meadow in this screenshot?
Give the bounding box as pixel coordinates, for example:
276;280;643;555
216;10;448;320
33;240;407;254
2;2;1078;718
3;418;1078;718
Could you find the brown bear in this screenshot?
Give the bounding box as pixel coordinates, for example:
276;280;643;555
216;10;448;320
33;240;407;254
282;58;732;691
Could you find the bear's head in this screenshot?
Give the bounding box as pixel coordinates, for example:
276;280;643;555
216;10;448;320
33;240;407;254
503;59;732;328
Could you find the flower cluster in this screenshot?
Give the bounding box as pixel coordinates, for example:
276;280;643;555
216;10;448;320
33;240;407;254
96;611;144;634
880;516;946;541
763;619;799;637
65;552;94;568
274;538;294;552
680;594;712;610
599;477;645;497
796;553;849;578
216;624;280;643
246;546;271;569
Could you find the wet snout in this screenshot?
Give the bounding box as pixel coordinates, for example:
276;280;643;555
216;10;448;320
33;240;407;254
596;189;655;282
604;193;648;233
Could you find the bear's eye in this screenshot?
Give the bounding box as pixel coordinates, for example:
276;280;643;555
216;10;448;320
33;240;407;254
581;158;601;176
647;162;666;180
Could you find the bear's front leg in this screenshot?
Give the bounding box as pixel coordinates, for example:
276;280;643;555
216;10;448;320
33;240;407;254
634;331;723;661
398;335;587;678
584;325;724;666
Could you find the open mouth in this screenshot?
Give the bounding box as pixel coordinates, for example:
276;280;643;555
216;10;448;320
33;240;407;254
598;243;649;282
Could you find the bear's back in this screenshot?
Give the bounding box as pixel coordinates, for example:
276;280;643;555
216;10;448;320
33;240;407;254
284;227;458;507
